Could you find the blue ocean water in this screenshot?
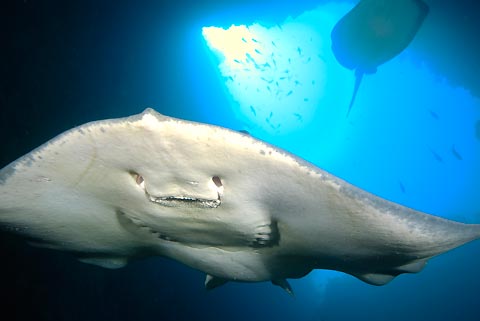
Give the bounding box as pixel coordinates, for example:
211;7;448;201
1;0;479;320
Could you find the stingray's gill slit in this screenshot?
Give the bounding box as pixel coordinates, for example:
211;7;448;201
130;171;222;208
116;209;176;242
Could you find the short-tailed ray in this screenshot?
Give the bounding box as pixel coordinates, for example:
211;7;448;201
0;109;478;294
331;0;429;116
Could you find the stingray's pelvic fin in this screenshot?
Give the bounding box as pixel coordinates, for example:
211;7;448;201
272;278;294;296
205;274;228;290
346;69;364;117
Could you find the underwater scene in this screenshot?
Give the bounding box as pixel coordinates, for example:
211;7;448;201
1;0;480;320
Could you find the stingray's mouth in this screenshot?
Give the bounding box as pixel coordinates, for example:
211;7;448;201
131;172;222;208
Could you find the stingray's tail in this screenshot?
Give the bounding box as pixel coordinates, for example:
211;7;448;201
346;70;364;117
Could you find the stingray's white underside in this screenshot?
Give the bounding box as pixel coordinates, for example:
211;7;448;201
0;108;478;293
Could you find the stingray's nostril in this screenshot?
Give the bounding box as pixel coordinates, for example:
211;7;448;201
212;176;222;188
131;172;145;189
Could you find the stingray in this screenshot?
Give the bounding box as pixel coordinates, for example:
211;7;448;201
331;0;429;116
0;108;479;294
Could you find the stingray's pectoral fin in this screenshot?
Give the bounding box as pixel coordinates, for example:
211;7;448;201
78;256;129;269
395;259;428;274
353;273;396;286
272;278;294;296
205;274;228;290
353;258;429;285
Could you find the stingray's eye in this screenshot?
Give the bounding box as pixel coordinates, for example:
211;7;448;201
212;176;222;188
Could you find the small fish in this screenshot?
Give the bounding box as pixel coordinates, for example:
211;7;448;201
260;77;273;84
233;59;242;64
297;47;303;55
398;181;406;193
317;53;326;62
251;38;259;43
238;129;251;135
241;37;247;43
427;109;439;120
254;49;262;55
271;41;277;47
250;106;257;116
451;145;463;160
286;90;293;97
303;98;309;102
428;148;444;163
293;113;302;121
269;122;281;130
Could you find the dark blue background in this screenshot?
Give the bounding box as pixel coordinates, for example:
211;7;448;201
1;1;480;320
